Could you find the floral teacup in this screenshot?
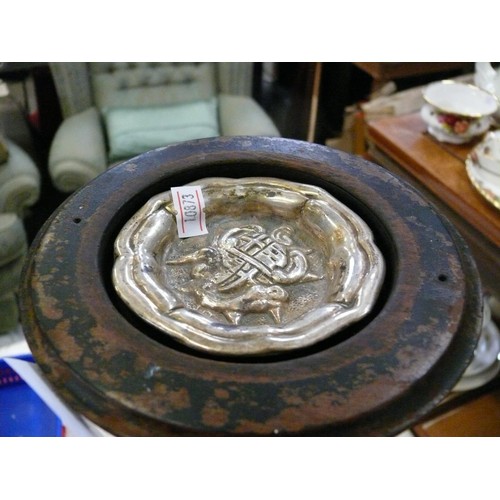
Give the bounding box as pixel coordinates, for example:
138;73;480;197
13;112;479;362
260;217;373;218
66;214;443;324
421;80;498;144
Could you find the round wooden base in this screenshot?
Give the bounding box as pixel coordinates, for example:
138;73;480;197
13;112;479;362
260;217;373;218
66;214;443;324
20;137;482;436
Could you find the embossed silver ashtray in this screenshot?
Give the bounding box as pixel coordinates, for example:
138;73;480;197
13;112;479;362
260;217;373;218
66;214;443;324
112;177;385;355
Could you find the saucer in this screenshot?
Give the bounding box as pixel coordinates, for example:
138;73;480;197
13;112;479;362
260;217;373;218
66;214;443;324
463;317;500;377
453;359;500;392
473;130;500;175
465;152;500;209
454;319;500;391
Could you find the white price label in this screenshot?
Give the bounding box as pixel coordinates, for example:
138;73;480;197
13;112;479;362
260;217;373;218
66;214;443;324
171;186;208;238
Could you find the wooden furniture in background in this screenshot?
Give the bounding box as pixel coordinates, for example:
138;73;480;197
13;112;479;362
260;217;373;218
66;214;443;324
307;62;323;143
366;112;500;301
413;384;500;437
354;62;473;92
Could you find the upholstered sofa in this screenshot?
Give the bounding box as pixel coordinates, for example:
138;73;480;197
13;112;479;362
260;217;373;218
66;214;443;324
0;136;40;333
48;63;280;193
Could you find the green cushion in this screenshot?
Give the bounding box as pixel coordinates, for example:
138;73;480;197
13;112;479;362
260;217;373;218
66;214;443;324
104;98;219;162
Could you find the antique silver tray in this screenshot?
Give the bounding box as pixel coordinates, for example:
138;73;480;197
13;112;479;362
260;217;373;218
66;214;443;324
112;177;385;355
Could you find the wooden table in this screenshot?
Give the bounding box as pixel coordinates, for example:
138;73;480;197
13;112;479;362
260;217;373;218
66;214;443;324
366;112;500;301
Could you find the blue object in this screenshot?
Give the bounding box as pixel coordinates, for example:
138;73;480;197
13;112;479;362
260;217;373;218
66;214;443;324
0;354;63;437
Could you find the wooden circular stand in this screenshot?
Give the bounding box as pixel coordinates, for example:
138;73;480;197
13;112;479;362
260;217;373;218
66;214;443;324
20;137;483;436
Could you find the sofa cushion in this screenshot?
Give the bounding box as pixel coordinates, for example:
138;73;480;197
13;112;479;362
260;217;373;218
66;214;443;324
104;98;220;162
0;213;27;267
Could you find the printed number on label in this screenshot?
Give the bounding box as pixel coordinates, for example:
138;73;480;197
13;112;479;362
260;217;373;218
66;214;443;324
171;186;208;238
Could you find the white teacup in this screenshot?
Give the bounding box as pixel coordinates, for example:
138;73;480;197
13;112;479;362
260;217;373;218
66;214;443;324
422;80;498;144
421;103;491;144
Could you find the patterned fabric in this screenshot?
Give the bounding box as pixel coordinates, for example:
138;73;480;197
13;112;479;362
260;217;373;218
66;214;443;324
217;62;253;96
89;62;217;109
48;107;107;193
50;63;255;118
0;139;40;213
0;213;27;332
0;139;35;333
0;213;26;268
49;63;93;118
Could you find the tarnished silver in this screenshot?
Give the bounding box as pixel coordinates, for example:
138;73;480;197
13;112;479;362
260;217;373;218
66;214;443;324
112;177;385;355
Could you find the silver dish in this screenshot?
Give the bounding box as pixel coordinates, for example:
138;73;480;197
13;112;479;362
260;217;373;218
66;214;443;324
112;177;385;355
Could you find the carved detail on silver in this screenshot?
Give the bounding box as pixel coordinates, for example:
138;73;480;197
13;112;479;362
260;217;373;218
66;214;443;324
166;224;322;325
112;178;385;355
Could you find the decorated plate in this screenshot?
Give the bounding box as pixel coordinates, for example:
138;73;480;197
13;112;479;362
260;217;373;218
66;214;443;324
466;151;500;210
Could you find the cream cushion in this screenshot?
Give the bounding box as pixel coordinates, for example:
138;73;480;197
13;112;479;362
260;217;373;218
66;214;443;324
104;98;219;162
